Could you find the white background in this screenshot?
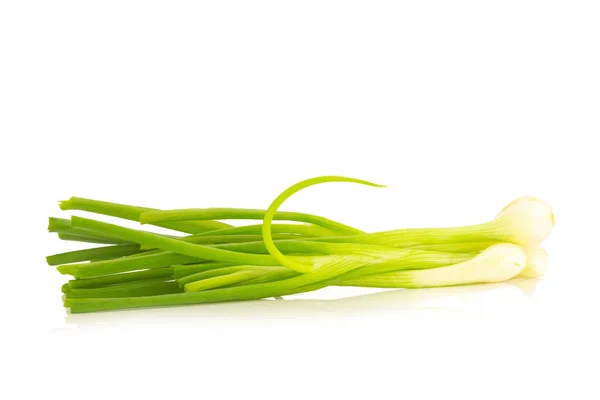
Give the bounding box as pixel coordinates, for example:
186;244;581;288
1;1;599;399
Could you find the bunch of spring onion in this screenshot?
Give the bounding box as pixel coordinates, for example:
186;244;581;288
48;176;554;313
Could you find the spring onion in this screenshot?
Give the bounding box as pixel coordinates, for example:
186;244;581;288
49;175;554;313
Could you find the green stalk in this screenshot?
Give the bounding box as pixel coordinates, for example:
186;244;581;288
227;268;299;287
67;267;174;290
139;233;300;250
179;266;297;290
190;223;340;237
183;234;298;244
69;216;280;266
59;197;231;233
172;262;233;279
46;244;144;266
49;217;132;244
358;224;504;247
177;266;276;286
184;270;266;292
208;239;330;255
211;239;393;257
57;233;130;245
57;251;196;278
64;279;181;305
140;208;364;235
407;242;497;253
310;227;498;247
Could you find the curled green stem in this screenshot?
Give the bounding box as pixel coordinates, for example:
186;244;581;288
262;176;385;273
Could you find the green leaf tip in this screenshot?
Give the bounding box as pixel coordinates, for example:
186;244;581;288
59;198;73;211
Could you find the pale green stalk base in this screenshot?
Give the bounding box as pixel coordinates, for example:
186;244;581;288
338;244;527;288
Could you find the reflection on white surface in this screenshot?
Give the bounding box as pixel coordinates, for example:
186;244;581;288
61;278;541;329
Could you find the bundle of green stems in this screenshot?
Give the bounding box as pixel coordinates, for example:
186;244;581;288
48;176;554;313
